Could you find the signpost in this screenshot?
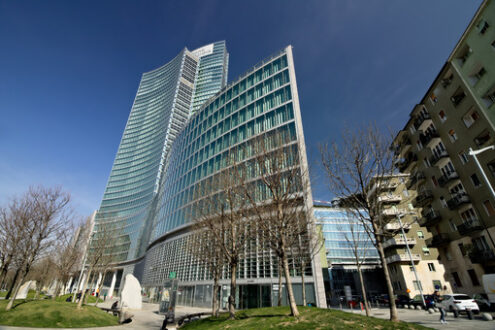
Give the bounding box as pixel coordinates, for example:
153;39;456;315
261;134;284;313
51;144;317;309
159;276;178;323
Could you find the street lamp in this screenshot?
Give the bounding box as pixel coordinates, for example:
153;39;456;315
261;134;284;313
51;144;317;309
392;206;426;309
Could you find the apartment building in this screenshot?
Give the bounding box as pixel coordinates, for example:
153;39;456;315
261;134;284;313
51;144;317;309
393;0;495;295
367;175;451;298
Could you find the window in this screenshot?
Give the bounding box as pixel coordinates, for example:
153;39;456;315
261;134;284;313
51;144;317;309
475;130;491;146
462;108;480;128
459;150;469;164
451;88;466;107
431;176;438;187
452;272;463;287
430;93;438;104
433;280;442;291
438;110;447;122
489;161;495;177
483;87;495;108
477;20;490;35
449;219;457;232
403;189;410;197
423;247;430;256
459;243;467;256
416;141;423;151
469;67;487;86
483;200;495;216
409;126;416;135
473;236;490;251
413;280;423;290
424;158;431;168
492;40;495;50
461;208;477;223
417;231;424;239
440;196;447;208
448;129;458;142
446;250;453;261
471;173;482;187
428;263;436;272
457;45;472;66
468;269;480;286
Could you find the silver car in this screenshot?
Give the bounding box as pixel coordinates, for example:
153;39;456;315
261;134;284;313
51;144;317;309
440;294;480;314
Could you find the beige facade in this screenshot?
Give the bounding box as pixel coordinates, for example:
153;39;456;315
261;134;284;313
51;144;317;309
393;0;495;296
368;175;451;298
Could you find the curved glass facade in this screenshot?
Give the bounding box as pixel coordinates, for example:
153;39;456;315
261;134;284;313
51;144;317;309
94;43;228;262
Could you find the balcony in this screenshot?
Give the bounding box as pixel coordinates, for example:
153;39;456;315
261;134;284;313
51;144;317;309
377;194;402;204
407;171;425;189
419;131;440;147
469;248;495;265
438;171;459;187
383;237;417;249
413;190;434;207
426;233;450;247
395;153;418;172
385;253;421;264
414;113;432;132
457;218;483;236
419;210;442;227
447;192;470;210
429;150;449;166
384;220;411;231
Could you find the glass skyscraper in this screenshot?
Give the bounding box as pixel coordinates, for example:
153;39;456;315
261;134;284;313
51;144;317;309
91;43;327;308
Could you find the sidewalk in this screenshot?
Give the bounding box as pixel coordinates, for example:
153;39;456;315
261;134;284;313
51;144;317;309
331;306;495;330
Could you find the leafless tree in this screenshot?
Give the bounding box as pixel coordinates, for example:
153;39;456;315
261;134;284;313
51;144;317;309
339;217;374;317
241;130;311;317
191;149;251;320
293;220;324;307
320;123;402;321
26;257;56;299
4;186;71;311
0;205;25;289
77;219;120;309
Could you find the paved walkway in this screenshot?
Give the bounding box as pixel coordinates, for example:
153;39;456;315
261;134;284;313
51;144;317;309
333;306;495;329
0;298;210;330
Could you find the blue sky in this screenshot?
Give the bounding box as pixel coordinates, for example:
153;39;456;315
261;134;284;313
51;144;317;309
0;0;482;217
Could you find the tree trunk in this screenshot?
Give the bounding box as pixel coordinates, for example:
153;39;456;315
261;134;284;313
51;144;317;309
277;262;283;306
301;262;306;307
281;253;299;317
376;240;398;321
357;266;370;317
0;256;12;288
228;263;237;320
6;269;27;311
52;281;61;300
94;270;107;307
77;269;92;310
5;268;20;300
212;271;220;317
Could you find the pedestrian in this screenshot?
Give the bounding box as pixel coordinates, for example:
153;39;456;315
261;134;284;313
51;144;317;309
434;291;447;324
104;292;107;301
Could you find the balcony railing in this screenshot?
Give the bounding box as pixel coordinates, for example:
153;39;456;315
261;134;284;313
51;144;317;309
407;171;426;189
413;113;432;131
384;220;411;231
413;190;434;207
447;192;470;210
377;194;402;204
385;253;421;264
383;237;417;249
457;218;483;235
438;171;459;187
426;233;450;247
395;154;418;172
419;131;440;146
419;210;442;227
469;248;495;264
429;150;449;166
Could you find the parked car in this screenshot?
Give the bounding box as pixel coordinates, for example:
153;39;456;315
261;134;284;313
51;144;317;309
440;294;480;314
409;294;436;309
395;295;412;307
473;293;494;312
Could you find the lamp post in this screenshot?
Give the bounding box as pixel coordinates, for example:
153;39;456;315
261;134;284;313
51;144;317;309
468;146;495;248
393;206;426;309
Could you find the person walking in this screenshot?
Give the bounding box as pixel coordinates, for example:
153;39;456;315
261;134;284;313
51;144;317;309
434;291;447;324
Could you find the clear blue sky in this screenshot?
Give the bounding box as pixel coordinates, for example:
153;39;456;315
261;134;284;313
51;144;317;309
0;0;482;217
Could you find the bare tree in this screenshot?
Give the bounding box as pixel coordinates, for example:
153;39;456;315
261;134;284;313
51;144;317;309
339;217;374;317
77;219;121;309
187;230;225;317
191;150;250;320
320;123;402;321
26;257;56;299
293;220;324;307
241;130;311;317
5;186;71;311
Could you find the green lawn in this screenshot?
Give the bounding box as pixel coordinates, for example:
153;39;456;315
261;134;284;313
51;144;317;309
0;289;44;299
182;306;430;330
0;299;119;328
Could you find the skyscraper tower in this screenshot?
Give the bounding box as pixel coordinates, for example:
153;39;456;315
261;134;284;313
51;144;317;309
93;42;228;265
